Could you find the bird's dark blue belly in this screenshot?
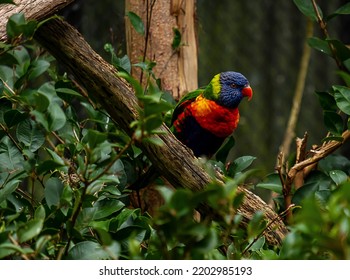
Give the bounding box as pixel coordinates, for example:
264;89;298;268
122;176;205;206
173;115;225;157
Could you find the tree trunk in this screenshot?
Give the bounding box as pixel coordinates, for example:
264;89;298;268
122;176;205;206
125;0;198;100
125;0;198;212
0;1;288;246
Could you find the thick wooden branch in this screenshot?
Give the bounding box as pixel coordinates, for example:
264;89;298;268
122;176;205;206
32;17;288;245
0;0;74;41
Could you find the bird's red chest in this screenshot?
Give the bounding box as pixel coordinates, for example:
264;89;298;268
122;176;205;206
190;96;240;138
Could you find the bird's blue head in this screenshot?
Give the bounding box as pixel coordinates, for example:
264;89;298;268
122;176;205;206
204;71;253;108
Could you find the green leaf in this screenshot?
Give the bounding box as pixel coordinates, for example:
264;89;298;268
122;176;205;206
321;136;344;142
6;13;26;39
47;103;66;131
0;171;26;204
307;37;331;56
67;241;110;260
143;98;173;116
247;211;266;238
12;45;30;69
118;71;143;97
323;111;344;136
248;236;265;252
0;66;14;89
327;2;350;21
0;243;34;259
91;199;125;220
113;55;131;74
229;155;256;174
0;137;23;172
326;39;350;62
17;205;45;243
37;81;56;101
31;110;49;131
256;173;283;194
28;59;50;80
292;171;333;205
104;43;131;73
16;119;45;152
126;11;145;35
334;2;350;14
144;114;164;132
319;154;350;173
6;13;38;39
44;177;64;208
34;203;46;220
329;170;348;186
61;185;73;207
133;61;156;72
37;160;65;175
31;92;50;112
3;109;27;128
55;87;83;102
337;71;350;87
293;0;323;21
104;43;114;53
20;20;38;38
0;243;17;259
333;86;350;115
315;91;337;111
215;136;235;163
83;129;108;148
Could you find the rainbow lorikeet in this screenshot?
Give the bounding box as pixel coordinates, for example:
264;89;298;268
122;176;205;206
130;71;252;191
170;71;253;157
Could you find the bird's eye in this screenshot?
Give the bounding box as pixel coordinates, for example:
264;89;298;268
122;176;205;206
230;84;237;88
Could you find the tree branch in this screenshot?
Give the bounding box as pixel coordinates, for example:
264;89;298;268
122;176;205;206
288;130;350;178
283;130;350;213
0;0;74;41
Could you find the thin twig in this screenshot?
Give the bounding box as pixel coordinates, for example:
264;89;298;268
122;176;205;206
0;123;26;158
8;235;30;260
275;151;285;186
242;204;296;256
140;0;157;85
311;0;346;71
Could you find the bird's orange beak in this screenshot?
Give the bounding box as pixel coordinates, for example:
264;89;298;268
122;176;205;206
242;85;253;101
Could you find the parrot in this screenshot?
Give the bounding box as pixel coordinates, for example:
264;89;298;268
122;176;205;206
170;71;253;157
129;71;252;191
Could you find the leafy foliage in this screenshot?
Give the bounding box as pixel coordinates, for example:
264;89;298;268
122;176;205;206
279;181;350;259
255;0;350;253
257;1;350;210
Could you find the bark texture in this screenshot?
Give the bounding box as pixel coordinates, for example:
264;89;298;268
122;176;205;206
0;0;74;41
125;0;198;100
